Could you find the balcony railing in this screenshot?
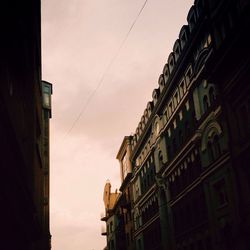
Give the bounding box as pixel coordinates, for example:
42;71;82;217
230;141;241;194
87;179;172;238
100;212;108;221
101;225;107;236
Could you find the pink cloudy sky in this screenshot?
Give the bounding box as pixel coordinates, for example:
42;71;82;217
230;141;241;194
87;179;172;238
41;0;193;249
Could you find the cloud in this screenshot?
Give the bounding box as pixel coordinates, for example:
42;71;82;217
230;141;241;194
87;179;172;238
51;209;104;249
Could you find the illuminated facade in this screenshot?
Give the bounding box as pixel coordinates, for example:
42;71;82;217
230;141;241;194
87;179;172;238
101;0;250;249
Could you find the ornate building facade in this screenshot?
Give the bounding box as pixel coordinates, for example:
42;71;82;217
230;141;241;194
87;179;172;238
101;0;250;249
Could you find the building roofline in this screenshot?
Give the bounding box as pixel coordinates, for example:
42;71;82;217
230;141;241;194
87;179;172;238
116;136;132;160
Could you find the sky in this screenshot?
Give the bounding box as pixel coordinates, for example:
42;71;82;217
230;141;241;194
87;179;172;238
41;0;193;249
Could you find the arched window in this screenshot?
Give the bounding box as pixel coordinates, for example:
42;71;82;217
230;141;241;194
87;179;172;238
209;87;216;104
207;134;221;163
158;74;165;92
203;95;209;112
179;25;189;49
187;6;196;32
168;55;175;73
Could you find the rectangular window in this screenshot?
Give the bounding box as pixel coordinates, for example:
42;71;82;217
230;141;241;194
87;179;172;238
179;80;185;98
174;92;179;107
185;66;193;86
164;107;169;121
42;82;52;108
169;102;173;116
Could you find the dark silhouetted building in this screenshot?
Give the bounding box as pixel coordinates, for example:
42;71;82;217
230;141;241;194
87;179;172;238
101;181;125;250
0;1;52;249
101;0;250;249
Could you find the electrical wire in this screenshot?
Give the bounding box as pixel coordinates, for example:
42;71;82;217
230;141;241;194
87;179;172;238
62;0;149;140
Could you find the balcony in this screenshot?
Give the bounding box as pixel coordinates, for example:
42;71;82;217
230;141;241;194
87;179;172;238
100;212;108;222
101;226;107;236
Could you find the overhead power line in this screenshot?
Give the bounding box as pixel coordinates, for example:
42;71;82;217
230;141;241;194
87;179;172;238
63;0;149;139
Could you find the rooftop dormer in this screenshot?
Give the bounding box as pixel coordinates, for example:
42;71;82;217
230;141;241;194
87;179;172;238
147;101;154;117
141;115;145;129
163;63;170;84
187;5;197;32
179;25;189;49
173;39;182;62
168;52;175;73
158;74;165;92
152;88;160;105
194;0;205;19
144;109;149;123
